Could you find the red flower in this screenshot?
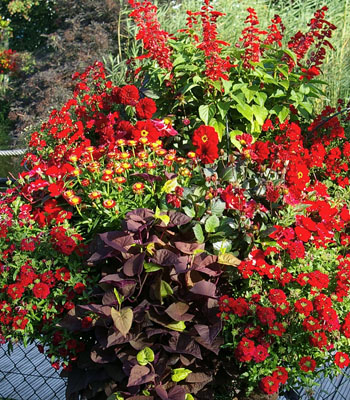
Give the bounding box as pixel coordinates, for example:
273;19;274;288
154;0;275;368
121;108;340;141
334;352;350;368
192;125;219;164
256;306;276;326
294;298;313;316
272;366;288;384
73;283;86;294
135;98;157;119
299;356;316;372
294;226;311;242
117;85;139;105
234;337;256;362
253;344;269;363
33;283;50;299
7;284;25;300
260;375;280;394
132;120;160;143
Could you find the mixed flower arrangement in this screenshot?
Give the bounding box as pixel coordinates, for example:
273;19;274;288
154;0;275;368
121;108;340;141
0;0;350;399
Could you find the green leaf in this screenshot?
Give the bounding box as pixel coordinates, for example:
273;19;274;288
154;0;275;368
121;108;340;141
137;347;155;366
144;262;162;273
183;206;196;218
300;101;313;114
230;130;243;151
114;288;123;307
213;240;232;254
221;79;233;95
185;395;195;400
278;106;289;122
205;215;220;233
193;223;205;243
211;199;226;216
142;89;160;99
254;92;267;106
171;368;192;382
217;101;230;119
241;85;255;103
252;105;268;126
236;103;253;122
181;82;199;95
111;307;133;337
198;104;216;125
160;280;173;298
282;48;297;65
209;118;225;141
270;89;285;98
167;320;186;332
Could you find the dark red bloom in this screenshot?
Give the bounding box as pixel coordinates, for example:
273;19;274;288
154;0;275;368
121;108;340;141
299;356;316;372
260;375;280;394
135;98;157;119
117;85;140;106
33;283;50;299
334;352;350;368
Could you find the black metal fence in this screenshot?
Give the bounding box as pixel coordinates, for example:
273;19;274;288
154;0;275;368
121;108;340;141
0;342;66;400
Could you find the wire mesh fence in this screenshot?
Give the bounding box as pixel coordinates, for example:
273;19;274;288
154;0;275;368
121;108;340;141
0;342;350;400
0;342;66;400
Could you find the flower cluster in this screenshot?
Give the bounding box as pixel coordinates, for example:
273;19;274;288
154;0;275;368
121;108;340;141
0;49;17;74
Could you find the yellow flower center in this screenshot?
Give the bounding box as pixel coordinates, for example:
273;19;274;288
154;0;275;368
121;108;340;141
297;171;303;179
141;129;149;137
201;134;208;143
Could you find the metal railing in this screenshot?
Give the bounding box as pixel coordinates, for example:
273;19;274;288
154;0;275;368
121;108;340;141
0;342;67;400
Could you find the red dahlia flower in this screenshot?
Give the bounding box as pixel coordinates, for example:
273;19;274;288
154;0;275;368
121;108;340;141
135;98;157;119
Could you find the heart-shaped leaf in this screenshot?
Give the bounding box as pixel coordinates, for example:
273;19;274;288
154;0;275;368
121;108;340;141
111;307;133;337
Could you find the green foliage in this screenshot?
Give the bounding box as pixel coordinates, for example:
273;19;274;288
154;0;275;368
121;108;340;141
0;0;57;51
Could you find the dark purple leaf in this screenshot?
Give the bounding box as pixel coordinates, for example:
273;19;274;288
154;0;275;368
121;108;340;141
194;322;222;344
190;281;217;298
123;252;146;277
167;211;192;227
66;367;109;398
131;173;162;183
87;246;115;265
173;256;190;274
99;231;134;253
168;385;186;400
174;242;205;254
127;365;155;387
195;336;223;355
78;304;111;317
100;276;137;298
126;208;154;222
155;385;168;400
151;249;178;267
163;334;202;360
165;303;194;322
128;397;154;400
102;290;119;307
57;310;81;331
91;345;117;364
165;172;177;180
